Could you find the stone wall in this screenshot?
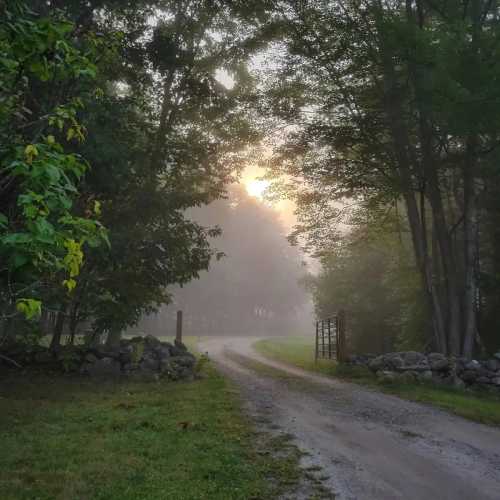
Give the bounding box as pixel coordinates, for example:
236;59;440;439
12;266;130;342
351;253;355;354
347;351;500;391
1;335;196;382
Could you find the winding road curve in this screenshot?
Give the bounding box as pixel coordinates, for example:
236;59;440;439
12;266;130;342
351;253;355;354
200;336;500;500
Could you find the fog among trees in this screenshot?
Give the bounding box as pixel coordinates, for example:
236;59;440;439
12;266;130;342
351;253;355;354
131;185;313;337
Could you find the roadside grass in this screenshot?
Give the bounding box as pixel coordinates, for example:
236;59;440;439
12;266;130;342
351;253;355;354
0;362;304;500
254;337;500;427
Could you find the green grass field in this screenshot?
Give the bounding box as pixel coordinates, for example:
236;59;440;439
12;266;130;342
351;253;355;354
0;361;302;500
254;336;500;426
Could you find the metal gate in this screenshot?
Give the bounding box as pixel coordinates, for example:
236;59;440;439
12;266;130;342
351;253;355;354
315;311;346;362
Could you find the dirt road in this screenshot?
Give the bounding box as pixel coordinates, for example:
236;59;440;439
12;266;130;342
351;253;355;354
200;337;500;500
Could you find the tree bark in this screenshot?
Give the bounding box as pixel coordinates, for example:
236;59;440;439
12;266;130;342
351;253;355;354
405;0;463;355
105;328;122;350
50;305;67;351
462;0;481;358
376;22;448;353
463;138;479;358
68;301;80;345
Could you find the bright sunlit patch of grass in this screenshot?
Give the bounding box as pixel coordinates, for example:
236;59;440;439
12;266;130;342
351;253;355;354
254;337;500;427
254;336;339;376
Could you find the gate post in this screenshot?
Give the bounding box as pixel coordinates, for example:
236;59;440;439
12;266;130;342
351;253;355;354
315;320;319;361
337;310;346;362
327;317;332;359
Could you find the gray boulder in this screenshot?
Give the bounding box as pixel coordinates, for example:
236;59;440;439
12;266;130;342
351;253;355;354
399;371;417;384
453;359;466;374
465;360;481;370
119;344;134;363
156;345;171;360
172;354;196;368
461;370;478;383
428;353;449;371
144;335;162;349
170;342;188;357
84;353;98;364
417;370;433;382
401;363;430;372
369;355;385;372
34;350;54;364
402;351;425;365
376;370;397;383
476;376;491;384
387;355;404;370
431;372;448;385
140;353;159;372
486;359;500;372
87;357;121;377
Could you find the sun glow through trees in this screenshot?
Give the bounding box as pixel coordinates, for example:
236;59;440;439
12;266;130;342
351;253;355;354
245;179;269;199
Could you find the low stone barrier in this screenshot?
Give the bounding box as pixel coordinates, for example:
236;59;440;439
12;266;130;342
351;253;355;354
0;335;196;382
347;351;500;391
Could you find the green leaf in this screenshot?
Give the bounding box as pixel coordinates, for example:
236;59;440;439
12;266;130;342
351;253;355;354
16;298;42;320
23;205;39;219
44;164;61;183
34;218;55;242
62;278;77;292
1;233;32;245
11;253;29;269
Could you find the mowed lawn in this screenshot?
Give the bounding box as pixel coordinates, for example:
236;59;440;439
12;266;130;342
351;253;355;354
254;336;500;426
0;361;299;500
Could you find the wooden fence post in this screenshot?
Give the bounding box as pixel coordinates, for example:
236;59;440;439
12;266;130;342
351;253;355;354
176;310;183;345
327;317;332;359
337;310;346;362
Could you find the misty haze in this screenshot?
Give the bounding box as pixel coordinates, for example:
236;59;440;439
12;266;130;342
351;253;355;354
130;184;314;338
2;2;500;500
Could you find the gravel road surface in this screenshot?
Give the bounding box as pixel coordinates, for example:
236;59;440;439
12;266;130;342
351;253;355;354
200;336;500;500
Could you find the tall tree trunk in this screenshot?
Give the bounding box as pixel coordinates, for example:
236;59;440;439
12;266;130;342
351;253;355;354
68;301;80;345
39;308;49;337
376;22;448;353
405;0;462;354
462;0;481;358
150;69;176;172
426;178;462;355
404;191;448;353
50;305;67;351
463;151;479;358
106;328;121;350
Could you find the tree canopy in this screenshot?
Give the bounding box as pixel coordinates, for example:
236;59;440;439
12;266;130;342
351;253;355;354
2;0;500;358
1;0;262;348
262;0;500;357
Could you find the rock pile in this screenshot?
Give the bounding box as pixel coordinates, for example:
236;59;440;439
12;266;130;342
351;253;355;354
1;335;196;382
348;351;500;390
